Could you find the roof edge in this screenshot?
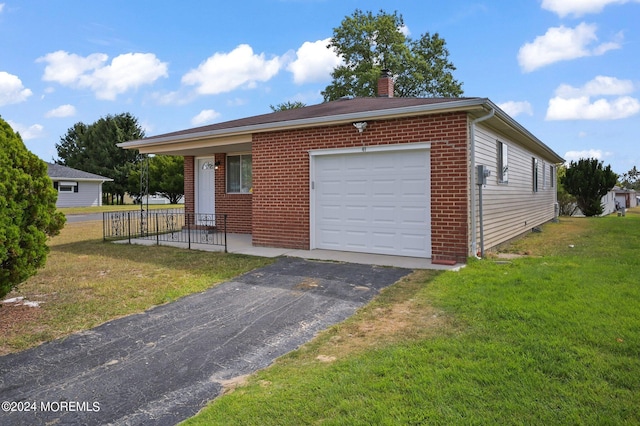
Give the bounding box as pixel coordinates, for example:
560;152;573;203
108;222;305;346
118;98;488;149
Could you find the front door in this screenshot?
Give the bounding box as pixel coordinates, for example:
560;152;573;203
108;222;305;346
196;157;216;225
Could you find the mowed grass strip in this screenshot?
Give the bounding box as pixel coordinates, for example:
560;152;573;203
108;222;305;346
184;211;640;425
0;220;272;354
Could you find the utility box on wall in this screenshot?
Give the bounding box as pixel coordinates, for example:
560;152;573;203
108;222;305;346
477;165;490;186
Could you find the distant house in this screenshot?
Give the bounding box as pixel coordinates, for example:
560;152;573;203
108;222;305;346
47;163;113;208
119;73;564;263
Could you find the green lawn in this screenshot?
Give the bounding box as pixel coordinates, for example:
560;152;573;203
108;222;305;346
184;211;640;425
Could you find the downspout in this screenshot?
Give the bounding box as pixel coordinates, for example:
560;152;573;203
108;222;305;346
470;107;495;259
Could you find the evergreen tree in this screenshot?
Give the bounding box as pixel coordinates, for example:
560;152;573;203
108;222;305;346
1;117;65;298
562;158;618;217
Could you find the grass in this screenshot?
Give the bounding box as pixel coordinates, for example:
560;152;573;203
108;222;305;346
0;219;272;354
183;210;640;425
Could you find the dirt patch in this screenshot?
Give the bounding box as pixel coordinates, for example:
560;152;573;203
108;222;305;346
316;298;455;361
219;374;251;395
294;278;319;290
0;301;46;356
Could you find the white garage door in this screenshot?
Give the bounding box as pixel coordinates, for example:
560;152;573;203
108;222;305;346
312;147;431;258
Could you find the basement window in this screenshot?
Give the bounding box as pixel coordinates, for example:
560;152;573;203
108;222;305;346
226;154;252;193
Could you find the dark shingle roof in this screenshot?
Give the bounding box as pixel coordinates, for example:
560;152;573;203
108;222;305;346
47;163;112;181
143;97;480;141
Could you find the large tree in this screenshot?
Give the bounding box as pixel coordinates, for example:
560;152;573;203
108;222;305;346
562;158;618;217
322;9;463;101
1;118;65;298
56;113;144;204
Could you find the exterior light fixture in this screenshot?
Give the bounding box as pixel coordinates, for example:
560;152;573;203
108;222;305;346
214;161;221;170
353;121;368;133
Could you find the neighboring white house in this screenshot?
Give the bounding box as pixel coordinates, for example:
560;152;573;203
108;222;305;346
47;163;113;208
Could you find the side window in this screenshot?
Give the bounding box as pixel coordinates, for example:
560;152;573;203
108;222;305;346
497;141;508;183
532;158;539;192
550;165;555;188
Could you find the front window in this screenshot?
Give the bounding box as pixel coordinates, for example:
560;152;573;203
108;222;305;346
226;154;252;193
57;181;78;192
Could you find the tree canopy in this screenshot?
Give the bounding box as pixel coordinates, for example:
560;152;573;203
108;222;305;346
56;113;143;204
562;158;618;217
322;9;463;101
1;117;65;298
270;101;306;112
128;155;184;204
620;166;640;191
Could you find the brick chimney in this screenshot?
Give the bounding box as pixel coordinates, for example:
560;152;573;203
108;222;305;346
377;69;394;98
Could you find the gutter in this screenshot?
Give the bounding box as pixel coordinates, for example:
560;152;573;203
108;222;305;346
469;107;495;259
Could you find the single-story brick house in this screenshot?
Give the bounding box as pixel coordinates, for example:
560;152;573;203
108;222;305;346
47;162;112;208
120;75;563;263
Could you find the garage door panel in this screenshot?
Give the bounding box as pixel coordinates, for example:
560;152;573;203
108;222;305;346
314;149;431;258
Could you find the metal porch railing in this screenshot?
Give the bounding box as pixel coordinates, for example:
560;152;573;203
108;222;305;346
103;209;227;252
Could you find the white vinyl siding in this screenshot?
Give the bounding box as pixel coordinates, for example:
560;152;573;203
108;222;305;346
54;180;104;208
473;124;557;251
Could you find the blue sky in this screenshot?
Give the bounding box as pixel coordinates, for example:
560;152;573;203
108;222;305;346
1;0;638;175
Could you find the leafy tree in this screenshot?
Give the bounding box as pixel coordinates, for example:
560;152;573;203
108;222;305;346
562;158;618;217
556;164;578;216
322;9;463;101
128;155;184;204
270;101;306;112
56;113;143;204
1;118;65;298
620;166;640;191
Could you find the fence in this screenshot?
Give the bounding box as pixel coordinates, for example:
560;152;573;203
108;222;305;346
103;209;227;252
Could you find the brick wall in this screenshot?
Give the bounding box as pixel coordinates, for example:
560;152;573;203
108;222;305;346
251;112;470;262
184;156;194;217
213;153;252;233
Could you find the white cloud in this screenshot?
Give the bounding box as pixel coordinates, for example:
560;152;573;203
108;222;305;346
182;44;282;95
555;75;635;97
6;121;45;140
0;3;5;13
547;96;640;120
287;38;342;84
564;149;605;162
497;101;533;117
0;71;33;106
546;75;640;120
191;109;221;126
518;23;622;72
37;50;168;100
541;0;640;17
45;104;76;118
399;24;410;37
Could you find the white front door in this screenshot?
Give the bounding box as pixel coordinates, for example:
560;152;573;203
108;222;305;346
312;147;431;258
196;157;215;225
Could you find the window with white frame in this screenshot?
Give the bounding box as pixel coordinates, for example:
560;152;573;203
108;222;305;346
497;140;508;183
532;158;539;192
56;181;78;193
226;154;252;193
542;161;547;188
550;164;555;188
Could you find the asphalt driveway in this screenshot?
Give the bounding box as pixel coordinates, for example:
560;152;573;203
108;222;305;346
0;257;410;425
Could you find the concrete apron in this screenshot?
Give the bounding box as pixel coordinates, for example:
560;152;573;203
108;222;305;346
119;233;463;271
0;258;411;426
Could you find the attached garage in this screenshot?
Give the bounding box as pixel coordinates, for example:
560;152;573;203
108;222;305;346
310;144;431;258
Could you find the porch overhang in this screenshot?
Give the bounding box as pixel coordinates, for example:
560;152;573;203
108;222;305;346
126;134;252;156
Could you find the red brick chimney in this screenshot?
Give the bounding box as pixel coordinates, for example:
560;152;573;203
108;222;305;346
377;69;394;98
